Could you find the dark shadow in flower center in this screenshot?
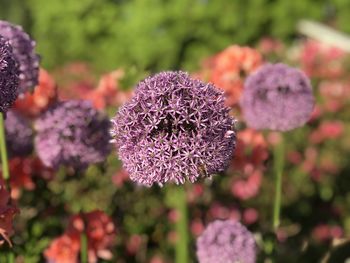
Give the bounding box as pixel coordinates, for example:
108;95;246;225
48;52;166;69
256;89;267;100
277;86;290;94
149;113;197;139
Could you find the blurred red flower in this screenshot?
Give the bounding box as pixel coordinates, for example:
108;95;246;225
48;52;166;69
14;68;57;118
300;40;346;79
230;129;268;200
91;69;132;109
231;169;262;200
312;224;343;242
309;121;344;144
257;37;284;57
45;210;116;263
233;128;268;170
126;234;143;255
0;177;19;247
70;211;115;263
111;169;129;188
7;157;54;199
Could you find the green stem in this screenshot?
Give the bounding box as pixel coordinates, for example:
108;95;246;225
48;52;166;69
80;233;88;263
0;113;9;180
8;252;14;263
272;134;285;231
175;187;189;263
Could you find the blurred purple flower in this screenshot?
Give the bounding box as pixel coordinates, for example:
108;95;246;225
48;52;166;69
0;20;39;94
35;100;111;169
111;71;236;186
0;35;19;113
241;63;314;131
5;110;33;157
196;220;256;263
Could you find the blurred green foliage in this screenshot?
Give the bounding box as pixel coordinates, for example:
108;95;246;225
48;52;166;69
0;0;346;71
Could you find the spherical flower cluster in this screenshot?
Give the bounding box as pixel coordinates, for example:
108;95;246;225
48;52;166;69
196;220;257;263
0;20;40;94
5;110;33;157
35;100;111;169
111;71;236;186
241;63;314;131
0;35;19;113
205;45;263;106
44;210;116;263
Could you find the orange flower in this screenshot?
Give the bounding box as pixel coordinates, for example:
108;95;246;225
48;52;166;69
205;45;263;106
58;67;132;110
44;233;80;263
14;68;57;118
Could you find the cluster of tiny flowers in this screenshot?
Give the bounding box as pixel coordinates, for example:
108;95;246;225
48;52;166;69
241;63;314;131
35;100;111;169
196;220;257;263
0;20;40;94
0;35;19;113
5;110;33;157
111;71;236;186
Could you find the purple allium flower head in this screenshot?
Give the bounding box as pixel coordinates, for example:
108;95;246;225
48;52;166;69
35;100;111;169
0;20;40;94
241;63;314;131
0;35;19;113
196;220;257;263
111;71;236;186
5;110;33;157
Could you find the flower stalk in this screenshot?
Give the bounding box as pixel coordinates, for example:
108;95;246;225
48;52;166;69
80;232;88;263
175;187;189;263
272;134;285;230
0;112;9;180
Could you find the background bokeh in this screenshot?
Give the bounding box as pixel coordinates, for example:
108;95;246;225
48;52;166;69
1;1;350;263
0;0;348;71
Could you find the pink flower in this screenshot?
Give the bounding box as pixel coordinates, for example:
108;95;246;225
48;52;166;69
243;208;259;225
111;169;129;187
232;129;268;171
309;121;344;144
231;170;262;200
312;224;343;242
257;38;284;57
126;234;143;255
191;219;204;236
300;40;346;79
